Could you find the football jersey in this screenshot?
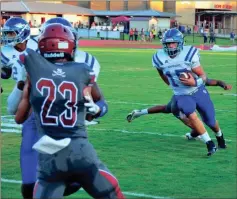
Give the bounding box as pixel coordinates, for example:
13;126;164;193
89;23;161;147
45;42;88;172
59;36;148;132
22;49;94;138
74;49;100;82
152;45;202;95
1;37;100;82
1;36;38;81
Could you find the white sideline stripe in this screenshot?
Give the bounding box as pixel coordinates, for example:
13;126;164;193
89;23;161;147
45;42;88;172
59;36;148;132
0;122;233;142
123;192;168;198
1;178;169;199
1;97;236;117
1;123;22;128
224;93;237;97
91;128;233;142
1;178;22;183
1;129;21;133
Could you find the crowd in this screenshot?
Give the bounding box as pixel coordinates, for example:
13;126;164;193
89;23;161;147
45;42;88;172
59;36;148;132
128;28;165;42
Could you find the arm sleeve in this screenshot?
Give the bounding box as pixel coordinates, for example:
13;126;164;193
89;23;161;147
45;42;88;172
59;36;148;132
152;52;163;69
74;50;100;82
1;51;12;68
7;85;23;115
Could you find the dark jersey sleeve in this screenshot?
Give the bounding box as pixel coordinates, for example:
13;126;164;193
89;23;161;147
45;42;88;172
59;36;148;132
80;64;96;87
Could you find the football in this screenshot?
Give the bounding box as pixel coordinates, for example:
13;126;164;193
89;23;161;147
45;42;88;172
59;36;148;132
179;72;189;79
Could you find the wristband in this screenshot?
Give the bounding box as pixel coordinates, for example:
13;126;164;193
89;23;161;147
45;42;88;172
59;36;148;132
195;78;204;87
95;100;108;118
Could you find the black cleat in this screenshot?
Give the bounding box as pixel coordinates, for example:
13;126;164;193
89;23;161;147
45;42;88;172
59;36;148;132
216;135;227;149
206;140;217;156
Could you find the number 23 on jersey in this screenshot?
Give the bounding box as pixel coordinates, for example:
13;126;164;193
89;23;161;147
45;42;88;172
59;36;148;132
36;78;78;128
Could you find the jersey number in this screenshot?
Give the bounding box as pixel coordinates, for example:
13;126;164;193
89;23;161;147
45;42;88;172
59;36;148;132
165;69;189;87
36;78;78;128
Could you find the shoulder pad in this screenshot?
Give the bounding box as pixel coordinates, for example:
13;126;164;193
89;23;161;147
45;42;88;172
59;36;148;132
184;46;198;62
152;51;164;68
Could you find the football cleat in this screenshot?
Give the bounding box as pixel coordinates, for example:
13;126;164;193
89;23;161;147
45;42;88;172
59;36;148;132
185;132;196;140
85;120;99;126
185;132;201;140
216;135;227;149
206;140;217;156
126;110;142;122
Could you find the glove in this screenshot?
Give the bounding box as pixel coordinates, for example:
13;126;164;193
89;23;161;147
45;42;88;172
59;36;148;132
1;66;12;79
11;59;27;82
84;95;100;115
126;110;144;122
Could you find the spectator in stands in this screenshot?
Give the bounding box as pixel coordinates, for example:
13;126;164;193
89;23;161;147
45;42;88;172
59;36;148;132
140;28;145;42
209;30;215;44
152;28;156;40
145;29;149;41
203;29;208;44
230;31;236;44
29;20;32;28
134;28;138;41
158;29;162;39
149;29;153;42
129;28;134;41
187;26;191;34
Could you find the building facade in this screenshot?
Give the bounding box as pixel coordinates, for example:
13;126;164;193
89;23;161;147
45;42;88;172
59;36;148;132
63;0;237;30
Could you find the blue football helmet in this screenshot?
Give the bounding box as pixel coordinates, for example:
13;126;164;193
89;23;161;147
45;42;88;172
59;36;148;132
162;28;184;57
40;17;78;41
2;17;31;46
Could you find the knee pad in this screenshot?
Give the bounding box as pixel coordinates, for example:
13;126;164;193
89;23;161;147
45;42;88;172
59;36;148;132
21;183;35;199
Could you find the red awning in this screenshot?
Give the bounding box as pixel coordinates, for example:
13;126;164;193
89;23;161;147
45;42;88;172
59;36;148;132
111;16;130;23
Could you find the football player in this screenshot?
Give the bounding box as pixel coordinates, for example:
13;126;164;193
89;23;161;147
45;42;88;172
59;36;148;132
1;17;107;198
130;28;225;156
127;78;232;141
16;23;124;199
1;17;39;198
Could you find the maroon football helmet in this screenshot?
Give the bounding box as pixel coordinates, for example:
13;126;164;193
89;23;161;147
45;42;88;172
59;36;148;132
38;23;76;60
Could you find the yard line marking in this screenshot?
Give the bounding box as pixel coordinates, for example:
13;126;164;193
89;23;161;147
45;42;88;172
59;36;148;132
1;178;170;199
1;123;233;142
123;191;169;198
1;178;22;183
1;129;21;133
1;123;22;128
223;93;237;97
90;128;233;142
106;101;236;113
1;115;234;142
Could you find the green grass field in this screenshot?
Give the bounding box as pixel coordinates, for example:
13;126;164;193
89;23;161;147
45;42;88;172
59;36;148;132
1;47;236;199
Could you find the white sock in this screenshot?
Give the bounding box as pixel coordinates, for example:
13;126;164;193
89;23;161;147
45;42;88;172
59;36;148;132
215;129;222;137
200;132;211;143
141;109;148;115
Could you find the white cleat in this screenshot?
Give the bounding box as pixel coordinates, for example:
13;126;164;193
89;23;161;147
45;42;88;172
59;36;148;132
185;132;196;140
185;132;201;140
85;120;99;126
126;110;142;122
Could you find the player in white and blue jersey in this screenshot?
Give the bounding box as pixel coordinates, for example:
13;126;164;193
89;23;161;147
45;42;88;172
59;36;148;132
127;77;232;141
128;28;226;156
1;17;40;198
154;28;226;156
